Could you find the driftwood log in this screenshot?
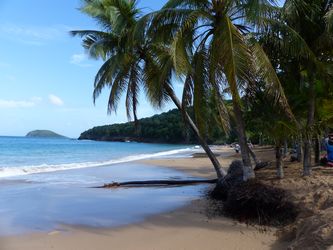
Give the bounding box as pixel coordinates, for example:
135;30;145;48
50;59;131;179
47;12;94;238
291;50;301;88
94;157;271;189
95;179;218;188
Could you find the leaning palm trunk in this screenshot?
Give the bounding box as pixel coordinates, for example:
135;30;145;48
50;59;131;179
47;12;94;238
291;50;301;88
303;83;316;176
275;144;284;179
232;100;255;180
248;145;259;165
283;139;288;158
165;86;226;179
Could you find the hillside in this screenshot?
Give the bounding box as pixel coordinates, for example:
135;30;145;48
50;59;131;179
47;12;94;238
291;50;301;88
26;130;66;138
79;109;225;144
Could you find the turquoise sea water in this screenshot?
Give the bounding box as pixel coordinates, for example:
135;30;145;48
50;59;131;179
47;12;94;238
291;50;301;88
0;137;206;235
0;136;195;178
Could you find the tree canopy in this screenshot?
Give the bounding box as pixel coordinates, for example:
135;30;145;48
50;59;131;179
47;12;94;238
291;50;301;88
74;0;333;179
79;108;227;144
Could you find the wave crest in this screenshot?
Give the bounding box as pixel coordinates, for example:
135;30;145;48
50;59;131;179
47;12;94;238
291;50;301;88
0;147;195;178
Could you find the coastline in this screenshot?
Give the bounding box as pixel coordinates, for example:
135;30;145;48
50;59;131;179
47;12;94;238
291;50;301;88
0;146;287;250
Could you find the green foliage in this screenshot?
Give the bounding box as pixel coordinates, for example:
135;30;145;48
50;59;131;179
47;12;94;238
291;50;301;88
26;130;66;138
79;108;227;144
256;0;333;147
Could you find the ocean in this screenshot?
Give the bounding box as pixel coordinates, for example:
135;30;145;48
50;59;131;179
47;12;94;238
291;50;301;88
0;136;206;235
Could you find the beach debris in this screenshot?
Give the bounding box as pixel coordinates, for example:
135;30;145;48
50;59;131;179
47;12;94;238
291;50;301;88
210;160;298;226
254;161;271;171
48;230;60;236
97;179;218;188
224;180;298;226
211;160;244;199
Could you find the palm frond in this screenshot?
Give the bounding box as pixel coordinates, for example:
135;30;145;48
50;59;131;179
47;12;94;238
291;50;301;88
259;17;322;66
283;0;313;19
162;0;209;9
181;73;194;111
325;6;333;32
107;65;130;115
125;63;141;121
70;30;109;38
171;31;192;76
212;88;231;134
230;0;279;28
93;57;118;103
192;49;208;134
250;39;296;123
218;16;253;106
143;47;172;108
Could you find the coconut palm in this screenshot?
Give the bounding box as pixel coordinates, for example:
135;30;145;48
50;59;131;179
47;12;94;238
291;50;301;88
72;0;227;178
283;0;333;175
245;83;297;178
261;0;333;175
148;0;294;180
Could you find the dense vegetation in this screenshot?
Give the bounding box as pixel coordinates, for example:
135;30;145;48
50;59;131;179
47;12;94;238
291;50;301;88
26;130;66;138
79;108;226;144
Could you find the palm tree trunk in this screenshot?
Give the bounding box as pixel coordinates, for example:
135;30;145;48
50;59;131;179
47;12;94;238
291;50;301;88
248;145;259;165
283;139;288;158
276;144;284;179
303;139;312;175
232;100;255;180
314;135;320;165
297;138;303;162
303;82;315;176
165;86;226;179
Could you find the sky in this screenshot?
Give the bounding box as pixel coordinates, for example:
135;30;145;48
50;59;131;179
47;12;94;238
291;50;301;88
0;0;284;138
0;0;172;138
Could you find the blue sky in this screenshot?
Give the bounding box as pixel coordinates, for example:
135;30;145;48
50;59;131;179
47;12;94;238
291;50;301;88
0;0;284;138
0;0;175;138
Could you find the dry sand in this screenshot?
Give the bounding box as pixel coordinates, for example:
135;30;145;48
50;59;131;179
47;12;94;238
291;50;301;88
239;147;333;249
0;146;287;250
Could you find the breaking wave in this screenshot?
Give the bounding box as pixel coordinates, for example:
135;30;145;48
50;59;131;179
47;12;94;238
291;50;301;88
0;147;196;178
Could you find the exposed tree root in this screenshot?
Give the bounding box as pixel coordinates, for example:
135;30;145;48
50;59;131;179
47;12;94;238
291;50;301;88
254;161;271;171
95;179;218;188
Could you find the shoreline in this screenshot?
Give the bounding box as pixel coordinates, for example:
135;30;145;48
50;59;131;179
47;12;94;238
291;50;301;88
139;146;236;179
0;146;288;250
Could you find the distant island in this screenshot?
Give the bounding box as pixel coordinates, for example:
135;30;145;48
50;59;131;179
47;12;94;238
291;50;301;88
26;130;67;138
79;109;226;144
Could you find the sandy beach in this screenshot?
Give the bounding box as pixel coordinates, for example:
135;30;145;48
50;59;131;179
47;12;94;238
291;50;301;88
0;146;288;250
1;0;331;248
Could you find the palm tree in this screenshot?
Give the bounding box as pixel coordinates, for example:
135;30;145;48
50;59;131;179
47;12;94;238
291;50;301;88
72;0;226;178
262;0;333;175
284;0;333;176
245;83;296;178
149;0;294;180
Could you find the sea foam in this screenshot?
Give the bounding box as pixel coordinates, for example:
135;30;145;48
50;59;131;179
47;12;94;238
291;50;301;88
0;147;195;178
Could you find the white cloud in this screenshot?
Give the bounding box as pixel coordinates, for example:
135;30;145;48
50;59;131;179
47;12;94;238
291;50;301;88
0;97;42;108
70;53;86;64
0;23;69;46
48;94;64;106
70;53;92;67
